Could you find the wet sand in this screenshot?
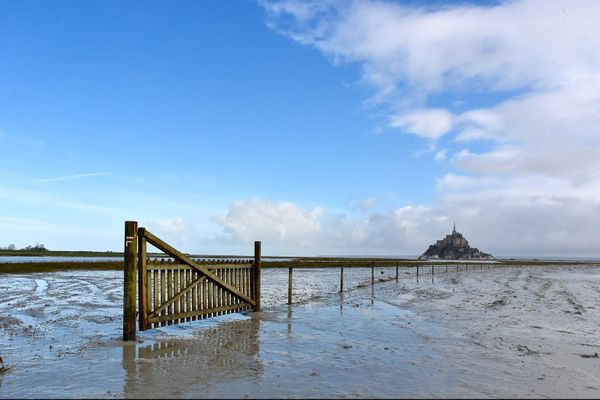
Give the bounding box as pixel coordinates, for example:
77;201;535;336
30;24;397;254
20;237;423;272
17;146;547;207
1;265;599;398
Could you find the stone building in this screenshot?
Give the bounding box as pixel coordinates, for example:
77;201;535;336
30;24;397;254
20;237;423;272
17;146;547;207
418;223;494;260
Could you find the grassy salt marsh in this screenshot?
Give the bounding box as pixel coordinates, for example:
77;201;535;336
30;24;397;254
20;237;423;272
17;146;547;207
1;264;599;398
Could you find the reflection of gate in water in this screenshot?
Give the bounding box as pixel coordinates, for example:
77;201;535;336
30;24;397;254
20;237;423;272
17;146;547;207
123;221;262;340
122;317;263;397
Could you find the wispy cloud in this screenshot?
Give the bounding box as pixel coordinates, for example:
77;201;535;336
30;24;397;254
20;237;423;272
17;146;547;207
34;172;110;183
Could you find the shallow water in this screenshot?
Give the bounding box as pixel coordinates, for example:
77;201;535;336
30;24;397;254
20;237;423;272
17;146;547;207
1;265;599;398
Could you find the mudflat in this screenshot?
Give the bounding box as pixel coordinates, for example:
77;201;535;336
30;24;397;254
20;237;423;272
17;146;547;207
1;265;599;398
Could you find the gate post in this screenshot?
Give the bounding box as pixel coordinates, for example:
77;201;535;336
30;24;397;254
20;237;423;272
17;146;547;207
254;241;262;311
138;227;148;331
123;221;138;341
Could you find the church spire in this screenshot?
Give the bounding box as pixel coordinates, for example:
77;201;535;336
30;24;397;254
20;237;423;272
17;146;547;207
452;221;456;235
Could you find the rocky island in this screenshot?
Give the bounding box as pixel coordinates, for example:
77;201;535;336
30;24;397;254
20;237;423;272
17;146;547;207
419;223;494;260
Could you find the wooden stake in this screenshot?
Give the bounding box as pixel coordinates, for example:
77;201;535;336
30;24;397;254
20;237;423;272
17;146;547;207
288;267;293;305
395;264;399;281
123;221;137;341
371;264;375;285
340;267;344;292
254;241;262;311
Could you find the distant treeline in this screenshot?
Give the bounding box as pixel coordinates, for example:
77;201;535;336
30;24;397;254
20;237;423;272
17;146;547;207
0;243;48;252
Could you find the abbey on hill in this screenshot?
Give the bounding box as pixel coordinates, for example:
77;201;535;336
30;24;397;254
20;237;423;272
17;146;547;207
418;223;494;260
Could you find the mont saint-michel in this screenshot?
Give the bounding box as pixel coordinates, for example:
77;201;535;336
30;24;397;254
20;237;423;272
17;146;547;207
419;223;494;260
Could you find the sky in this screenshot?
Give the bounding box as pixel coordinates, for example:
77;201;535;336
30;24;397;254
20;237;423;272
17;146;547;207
1;0;600;257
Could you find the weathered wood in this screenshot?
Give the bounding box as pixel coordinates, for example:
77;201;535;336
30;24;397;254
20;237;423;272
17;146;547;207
192;270;198;321
153;269;158;328
288;267;293;305
150;276;207;319
138;229;148;331
186;269;192;322
160;269;166;327
371;264;375;285
180;269;185;321
148;303;252;324
340;267;344;292
123;221;137;341
147;263;253;270
173;269;180;324
254;241;262;311
167;269;174;325
417;265;420;279
395;264;398;281
142;230;256;306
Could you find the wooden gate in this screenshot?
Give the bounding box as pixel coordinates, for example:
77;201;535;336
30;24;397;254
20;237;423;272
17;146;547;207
123;221;261;340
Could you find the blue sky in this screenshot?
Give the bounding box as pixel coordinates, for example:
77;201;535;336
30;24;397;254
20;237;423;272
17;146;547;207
2;0;600;257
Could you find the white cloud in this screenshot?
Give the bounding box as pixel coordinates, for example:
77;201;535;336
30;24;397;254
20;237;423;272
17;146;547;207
252;0;600;256
214;198;323;247
434;149;447;161
213;194;600;257
389;108;453;140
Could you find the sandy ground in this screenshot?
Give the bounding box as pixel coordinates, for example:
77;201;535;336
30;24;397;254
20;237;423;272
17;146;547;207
1;265;599;398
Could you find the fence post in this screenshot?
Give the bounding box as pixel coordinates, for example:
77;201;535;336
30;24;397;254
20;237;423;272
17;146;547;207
340;267;344;292
137;227;148;331
123;221;138;341
254;241;262;312
371;264;375;285
395;263;399;281
417;265;420;280
288;267;293;305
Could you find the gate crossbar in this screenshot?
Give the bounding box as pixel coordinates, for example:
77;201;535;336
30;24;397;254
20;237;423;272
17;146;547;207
149;275;207;319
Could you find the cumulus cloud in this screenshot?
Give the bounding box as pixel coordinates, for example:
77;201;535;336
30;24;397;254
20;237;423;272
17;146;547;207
213;195;600;257
253;0;600;256
146;217;199;248
261;0;600;179
389;108;454;140
214;198;323;247
215;198;446;255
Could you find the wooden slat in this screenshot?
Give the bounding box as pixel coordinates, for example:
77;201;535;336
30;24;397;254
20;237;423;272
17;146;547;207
174;270;179;324
142;230;256;306
217;269;222;314
150;275;207;320
146;270;151;328
148;303;253;324
208;278;213;318
153;269;158;329
186;269;192;322
203;278;208;319
167;269;172;325
179;269;184;322
147;263;253;270
191;270;197;321
160;269;166;327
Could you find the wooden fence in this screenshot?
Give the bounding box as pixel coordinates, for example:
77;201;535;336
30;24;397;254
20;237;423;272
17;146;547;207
123;221;261;341
280;262;498;305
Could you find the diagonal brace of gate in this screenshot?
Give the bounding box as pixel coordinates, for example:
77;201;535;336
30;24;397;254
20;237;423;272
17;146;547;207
141;229;256;307
149;275;207;319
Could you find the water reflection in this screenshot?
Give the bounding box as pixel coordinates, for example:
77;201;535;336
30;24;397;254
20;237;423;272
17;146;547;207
122;317;262;398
